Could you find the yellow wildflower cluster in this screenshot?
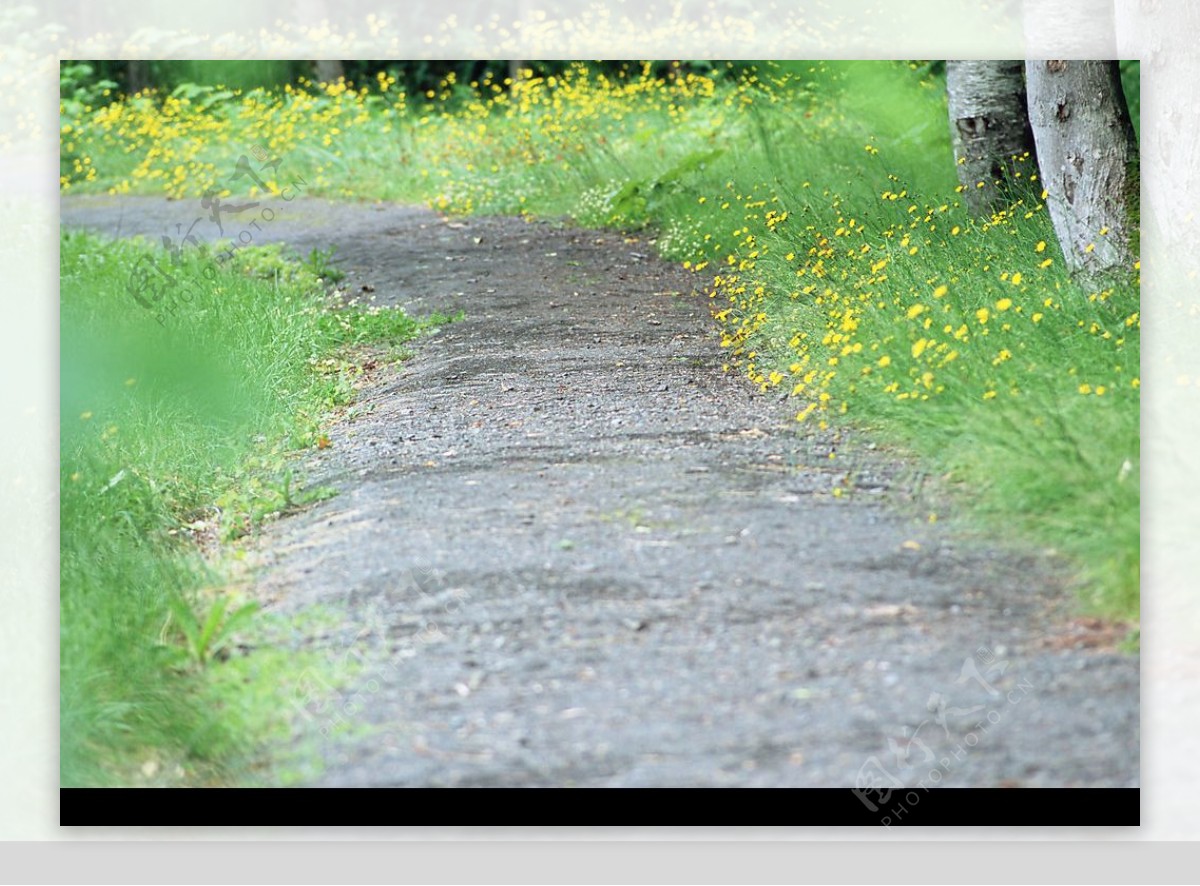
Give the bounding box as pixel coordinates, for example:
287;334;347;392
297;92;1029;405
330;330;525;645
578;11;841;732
61;63;785;213
62;62;1139;432
63;76;383;199
704;165;1138;427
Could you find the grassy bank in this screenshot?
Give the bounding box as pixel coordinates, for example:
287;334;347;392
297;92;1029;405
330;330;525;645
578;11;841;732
60;231;442;785
61;59;1138;624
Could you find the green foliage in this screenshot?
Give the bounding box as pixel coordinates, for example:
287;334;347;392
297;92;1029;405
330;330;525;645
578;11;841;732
60;62;118;179
168;82;236;112
60;232;439;785
60;62;117;114
318;304;456;348
578;149;727;228
231;242;325;287
156;60;300;94
301;245;346;282
163;595;260;670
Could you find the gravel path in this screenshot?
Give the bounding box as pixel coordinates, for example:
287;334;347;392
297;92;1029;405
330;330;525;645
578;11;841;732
62;195;1138;795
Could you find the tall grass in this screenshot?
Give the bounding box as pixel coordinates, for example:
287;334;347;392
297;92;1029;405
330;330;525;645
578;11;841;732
61;60;1138;624
60;232;437;785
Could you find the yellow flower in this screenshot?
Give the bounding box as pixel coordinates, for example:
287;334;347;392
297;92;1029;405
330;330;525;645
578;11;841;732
906;304;925;319
877;355;891;368
932;285;948;298
911;338;928;358
976;308;990;324
1035;241;1046;253
1078;383;1092;395
996;298;1013;311
1010;273;1022;286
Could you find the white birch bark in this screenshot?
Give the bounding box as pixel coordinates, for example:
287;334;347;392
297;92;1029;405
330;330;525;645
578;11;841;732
1019;0;1117;57
946;61;1037;217
1025;60;1138;280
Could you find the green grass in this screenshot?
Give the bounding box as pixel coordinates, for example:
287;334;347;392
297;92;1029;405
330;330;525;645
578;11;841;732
61;59;1139;629
60;232;446;785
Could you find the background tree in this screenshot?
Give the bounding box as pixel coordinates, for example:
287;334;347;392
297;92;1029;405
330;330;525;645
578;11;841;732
946;60;1038;217
126;60;148;95
1024;60;1139;281
313;60;345;84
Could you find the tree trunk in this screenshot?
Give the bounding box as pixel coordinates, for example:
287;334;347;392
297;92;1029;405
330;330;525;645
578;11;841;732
1019;0;1117;58
313;60;344;84
1025;60;1139;281
946;60;1038;217
1115;4;1195;272
126;60;149;95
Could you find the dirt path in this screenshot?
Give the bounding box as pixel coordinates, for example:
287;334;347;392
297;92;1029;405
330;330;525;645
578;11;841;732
62;195;1138;793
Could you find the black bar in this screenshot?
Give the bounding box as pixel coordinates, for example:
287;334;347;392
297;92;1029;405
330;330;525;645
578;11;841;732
61;788;1138;827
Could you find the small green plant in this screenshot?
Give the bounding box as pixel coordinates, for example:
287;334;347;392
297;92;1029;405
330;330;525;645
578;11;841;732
271;467;338;514
276;467;296;510
233;244;325;289
318;306;457;348
302;246;346;283
163;593;260;670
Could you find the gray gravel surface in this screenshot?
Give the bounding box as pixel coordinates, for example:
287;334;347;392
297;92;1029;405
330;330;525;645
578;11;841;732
62;195;1139;792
